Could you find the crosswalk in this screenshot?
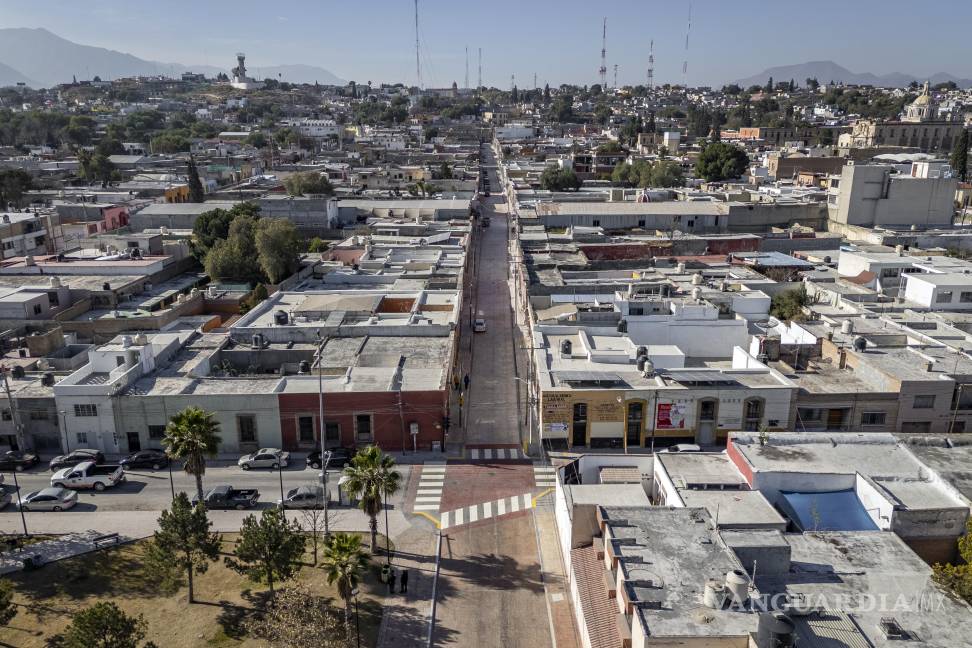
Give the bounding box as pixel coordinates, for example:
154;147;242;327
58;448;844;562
468;447;525;461
413;462;446;512
534;464;557;489
440;492;535;530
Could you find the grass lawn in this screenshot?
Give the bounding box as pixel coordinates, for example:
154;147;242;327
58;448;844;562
0;532;391;648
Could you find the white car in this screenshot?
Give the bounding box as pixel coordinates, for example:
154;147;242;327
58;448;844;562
238;448;290;470
659;444;702;453
277;485;327;509
473;318;487;333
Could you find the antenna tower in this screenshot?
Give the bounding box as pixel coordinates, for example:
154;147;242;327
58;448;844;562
598;17;607;89
647;40;654;90
414;0;422;88
613;64;618;89
682;4;692;81
465;46;469;89
477;48;482;90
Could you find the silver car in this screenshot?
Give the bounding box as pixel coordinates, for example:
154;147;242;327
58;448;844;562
20;487;79;512
238;448;290;470
277;485;327;509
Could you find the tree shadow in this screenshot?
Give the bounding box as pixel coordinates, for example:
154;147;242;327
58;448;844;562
436;551;545;595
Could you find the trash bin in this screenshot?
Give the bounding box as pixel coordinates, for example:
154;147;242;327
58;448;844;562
380;564;391;583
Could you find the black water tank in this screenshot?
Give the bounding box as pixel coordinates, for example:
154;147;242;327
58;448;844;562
853;336;867;353
41;372;55;386
11;365;25;379
274;310;289;325
561;339;572;355
617;319;628;333
298;360;311;374
102;282;111;291
756;612;795;648
637;346;648;358
637;357;647;372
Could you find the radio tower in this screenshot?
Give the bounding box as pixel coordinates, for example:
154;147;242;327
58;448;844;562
414;0;422;88
613;64;618;90
477;47;482;91
598;17;607;89
465;46;469;89
682;4;692;82
647;40;655;90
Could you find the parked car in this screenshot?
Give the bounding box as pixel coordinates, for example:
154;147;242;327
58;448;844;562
473;318;487;333
238;448;290;470
50;461;125;491
119;449;169;471
277;485;327;509
0;488;11;509
306;448;353;470
49;449;105;471
19;487;78;512
659;444;702;453
192;485;260;510
0;450;39;472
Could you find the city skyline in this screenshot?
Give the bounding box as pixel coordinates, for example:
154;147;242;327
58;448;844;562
2;0;972;88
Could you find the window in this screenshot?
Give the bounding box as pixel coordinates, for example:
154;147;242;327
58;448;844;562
148;425;166;440
743;398;764;432
592;219;601;227
961;292;972;303
76;432;88;444
913;395;936;409
950;420;966;434
0;410;9;421
880;268;899;278
237;415;257;443
629;306;644;316
116;356;125;367
638;220;646;228
325;422;340;443
861;412;886;426
47;291;59;306
298;416;315;443
29;411;48;421
936;291;953;303
32;304;42;315
74;404;97;417
355;414;373;442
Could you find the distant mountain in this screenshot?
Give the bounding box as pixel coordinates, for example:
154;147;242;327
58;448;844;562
0;27;344;88
734;60;972;89
0;61;34;88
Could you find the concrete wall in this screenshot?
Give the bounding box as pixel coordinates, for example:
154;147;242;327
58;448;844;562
831;165;957;227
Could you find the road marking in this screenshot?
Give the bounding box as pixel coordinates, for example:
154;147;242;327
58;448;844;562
417;489;442;495
438;492;535;531
483;501;492;517
412;462;446;514
455;508;464;525
415;496;442;503
468;505;478;523
521;494;532;509
498;498;507;515
441;511;451;528
511;496;521;512
414;504;441;511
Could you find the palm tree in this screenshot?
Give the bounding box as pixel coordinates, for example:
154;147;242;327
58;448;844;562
322;532;369;636
342;446;402;551
162;406;222;502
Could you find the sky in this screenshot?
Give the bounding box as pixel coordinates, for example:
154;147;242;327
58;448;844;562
2;0;972;88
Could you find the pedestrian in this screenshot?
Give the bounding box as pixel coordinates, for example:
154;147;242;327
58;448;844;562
463;374;470;390
388;569;397;594
453;375;460;391
400;569;409;593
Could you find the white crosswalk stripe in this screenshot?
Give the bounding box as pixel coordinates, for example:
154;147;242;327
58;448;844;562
533;464;557;488
468;447;525;461
440;492;535;530
412;462;446;513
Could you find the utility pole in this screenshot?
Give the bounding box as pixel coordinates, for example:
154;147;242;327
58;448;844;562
682;4;692;81
1;366;25;451
598;17;607;89
613;64;618;90
414;0;422;89
316;331;330;538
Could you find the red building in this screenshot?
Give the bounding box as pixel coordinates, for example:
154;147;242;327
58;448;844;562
278;389;447;452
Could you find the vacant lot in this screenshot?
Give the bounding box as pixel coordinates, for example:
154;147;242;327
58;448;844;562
0;533;388;647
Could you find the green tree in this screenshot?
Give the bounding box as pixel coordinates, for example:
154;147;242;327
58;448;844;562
227;508;307;599
79;151;116;186
60;602;147;648
150;131;191;154
549;95;574;122
596;140;624;154
0;169;32;208
192;203;260;258
245;131;267;148
933;517;972;603
694;142;749;182
510;85;519;103
950;129;968;182
283;171;334;196
187;156;205;203
764;76;774;93
147;492;221;604
439;162;453;179
342;447;402;551
543;83;551;103
770;286;810;321
308;238;328;253
321;533;369;636
255;218;301;284
539;165;581;192
593;103;612;125
0;579;16;627
643;161;685;188
162;406;222;503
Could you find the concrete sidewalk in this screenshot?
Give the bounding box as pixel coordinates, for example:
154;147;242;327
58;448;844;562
375;524;438;648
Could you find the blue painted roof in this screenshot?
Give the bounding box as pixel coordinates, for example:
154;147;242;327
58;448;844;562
779;489;880;532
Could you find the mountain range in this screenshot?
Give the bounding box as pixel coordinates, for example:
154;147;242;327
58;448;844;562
734;60;972;89
0;28;344;88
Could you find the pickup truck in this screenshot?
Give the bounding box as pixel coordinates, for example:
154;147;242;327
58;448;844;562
193;485;260;510
50;461;125;491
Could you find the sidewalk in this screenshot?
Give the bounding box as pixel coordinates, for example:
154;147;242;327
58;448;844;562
375;523;438;648
533;496;582;648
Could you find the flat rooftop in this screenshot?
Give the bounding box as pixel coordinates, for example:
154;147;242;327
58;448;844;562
657;452;749;488
678;490;786;529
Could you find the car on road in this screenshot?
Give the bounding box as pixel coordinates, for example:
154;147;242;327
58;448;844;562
49;449;105;472
51;461;125;491
306;448;353;470
19;487;78;512
277;485;327;509
0;488;11;509
0;450;39;472
192;485;260;510
659;443;702;453
238;448;290;470
120;449;170;471
473;318;487;332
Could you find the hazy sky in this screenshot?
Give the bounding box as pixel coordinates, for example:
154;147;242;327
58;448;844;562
3;0;971;87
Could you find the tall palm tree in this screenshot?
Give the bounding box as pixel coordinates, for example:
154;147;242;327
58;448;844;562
342;446;402;551
322;532;369;636
162;406;222;502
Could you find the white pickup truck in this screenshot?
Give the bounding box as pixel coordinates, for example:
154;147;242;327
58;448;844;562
50;461;125;491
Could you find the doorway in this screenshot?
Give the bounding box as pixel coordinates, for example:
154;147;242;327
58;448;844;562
697;399;718;445
626;402;644;447
126;432;141;452
572;403;588;447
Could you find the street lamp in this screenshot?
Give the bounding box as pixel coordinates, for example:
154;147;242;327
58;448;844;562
58;410;70;453
383;486;391;566
322;450;332;538
350;586;361;648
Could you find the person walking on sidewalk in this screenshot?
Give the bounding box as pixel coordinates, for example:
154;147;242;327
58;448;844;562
388;569;397;595
463;374;470;390
400;569;409;594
